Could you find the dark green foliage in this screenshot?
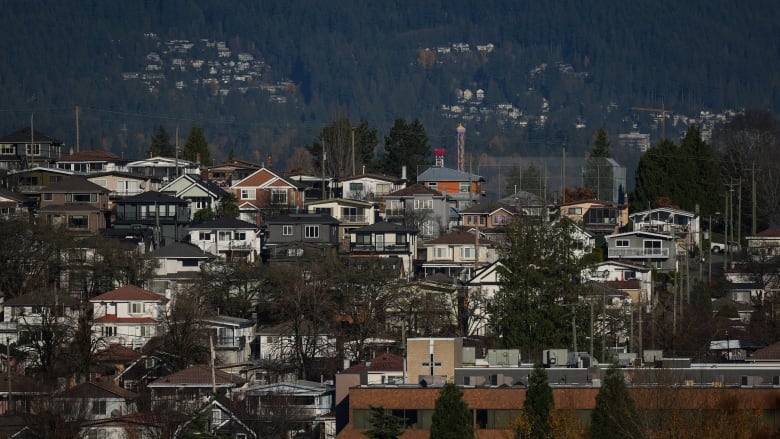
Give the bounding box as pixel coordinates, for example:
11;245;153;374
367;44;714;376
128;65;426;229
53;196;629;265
524;364;554;438
591;128;611;158
590;365;643;439
376;118;431;181
193;208;215;222
365;406;404;439
148;125;174;157
583;128;616;201
489;218;588;358
430;382;474;439
215;193;240;218
183;126;212;165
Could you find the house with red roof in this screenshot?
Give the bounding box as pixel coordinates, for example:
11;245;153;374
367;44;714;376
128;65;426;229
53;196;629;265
147;364;246;412
90;285;168;350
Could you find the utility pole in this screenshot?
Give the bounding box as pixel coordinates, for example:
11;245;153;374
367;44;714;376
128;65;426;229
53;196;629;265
562;145;566;204
752;163;757;236
724;191;729;272
351;126;356;176
75;106;80;153
737;179;742;250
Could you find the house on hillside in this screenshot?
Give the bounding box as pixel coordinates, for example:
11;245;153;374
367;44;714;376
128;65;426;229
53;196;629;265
305;198;376;243
1;292;80;347
348;221;418;279
89;285;168;350
7;167;74;198
126;156;200;183
202;158;261;188
38;176;110;234
244;380;335;438
420;230;497;281
384;184;451;240
87;171;160;209
161;173;230;220
55;149;130;174
230;167;305;225
0;127;64;170
188;217;261;262
52;380;138;420
561;199;628;235
605;231;677;271
112;191;190;247
264;213;340;252
747;227;780;259
0;187;35;219
339;173;404;202
630;207;700;247
202;315;255;365
416;165;485;210
147;365;246;412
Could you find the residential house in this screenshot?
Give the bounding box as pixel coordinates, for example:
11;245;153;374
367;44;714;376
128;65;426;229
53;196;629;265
38;176;110;234
188;217;261;262
255;323;334;366
161;173;230;220
145;242;216;296
55;149;130;174
420;230;497;282
305;198;376;243
339;173;404;202
0;371;52;415
202;315;255;365
416;166;485;210
87;171;160;209
0;292;80;347
747;227;780;259
79;412;174;439
0;187;35;219
555;218;596;260
202;158;261;188
463;261;506;336
175;399;257;439
348;221;418;278
0;127;64;171
244;380;335;438
341;352;405;385
230;167;305;225
93;343;144;382
384;184;451;240
126;156;200;183
89;285;168;350
114;354;173;393
53;380;138;420
497;191;547;219
582;260;653;307
112;191;190;247
605;231;678;271
630;207;701;248
561;199;629;235
460;201;515;231
7;166;74;198
264;213;340;252
147;365;246;412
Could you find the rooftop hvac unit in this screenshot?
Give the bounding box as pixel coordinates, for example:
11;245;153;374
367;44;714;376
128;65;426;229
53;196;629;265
487;349;520;367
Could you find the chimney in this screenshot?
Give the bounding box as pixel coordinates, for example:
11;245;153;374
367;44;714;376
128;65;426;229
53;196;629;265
401;166;407;181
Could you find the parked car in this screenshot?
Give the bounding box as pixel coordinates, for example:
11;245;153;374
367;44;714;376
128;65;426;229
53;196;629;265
711;241;739;253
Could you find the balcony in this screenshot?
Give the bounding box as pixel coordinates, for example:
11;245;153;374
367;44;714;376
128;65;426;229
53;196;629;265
608;247;670;259
216;336;246;349
340;215;368;224
350;243;410;253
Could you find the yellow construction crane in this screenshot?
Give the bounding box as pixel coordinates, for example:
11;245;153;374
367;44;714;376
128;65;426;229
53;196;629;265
632;104;674;139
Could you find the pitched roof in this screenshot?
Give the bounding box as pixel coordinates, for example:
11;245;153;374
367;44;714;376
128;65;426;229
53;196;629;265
116;191;187;204
343;352;404;373
91;285;167;303
57;380;138;400
3;293;80;307
386;183;442;197
426;230;493;246
0;187;35;204
0;127;61;144
148;364;246;387
749;341;780;361
189;216;258;230
353;220;417;234
264;213;339;225
754;227;780;238
57;149;127;163
43;176;108;193
93;315;159;324
147;242;216;259
341;173;402;183
95;344;144;363
0;372;53;394
416;166;483;182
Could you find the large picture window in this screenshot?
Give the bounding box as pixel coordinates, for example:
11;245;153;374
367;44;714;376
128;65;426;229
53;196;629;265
68;215;88;229
305;225;319;239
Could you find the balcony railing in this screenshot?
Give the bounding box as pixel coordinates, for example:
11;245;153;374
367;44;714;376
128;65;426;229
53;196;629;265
341;215;367;224
350;243;410;253
608;247;670;258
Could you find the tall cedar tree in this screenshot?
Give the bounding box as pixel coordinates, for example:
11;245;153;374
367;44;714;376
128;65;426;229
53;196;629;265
183;126;212;165
430;382;474;439
365;406;404;439
590;365;643;439
521;364;554;438
489;218;588;358
148;125;174;157
377;118;431;181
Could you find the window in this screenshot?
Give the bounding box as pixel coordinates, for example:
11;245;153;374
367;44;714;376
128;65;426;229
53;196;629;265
421;221;435;237
395;234;407;245
212;409;223;426
43;193;53;201
349;182;364;192
68;215;88;229
459;182;470;193
181;259;199;267
234;232;246;240
66;193;97;203
357;234;371;245
139;326;151;337
428;182;438;190
240;189;254;200
644;240;662;255
314;207;332;215
568;207;583;215
434;247;450;259
616;239;630;247
92;400;107;415
25;144;41;156
305;225;319;239
376;183;391;195
286;248;303;257
414;199;433;210
130;303;144;314
102;326;116;337
624;271;636;280
271;188;287;205
195;198;209;209
0;144;14;154
218;231;232;241
199;232;212;241
282;225;293;236
479;216;486;225
461;246;475;259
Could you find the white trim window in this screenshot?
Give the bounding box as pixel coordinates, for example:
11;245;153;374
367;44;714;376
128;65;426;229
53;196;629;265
414;199;433;210
240;189;255;200
460;246;475;259
282;225;293;236
305;225;319;239
434;246;450;259
616;239;630;247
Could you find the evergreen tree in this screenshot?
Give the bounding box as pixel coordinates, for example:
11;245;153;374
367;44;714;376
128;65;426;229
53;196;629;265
524;364;554;438
591;127;611;157
590;365;643;439
583;128;614;201
183;125;212;165
377;118;431;181
430;382;474;439
365;406;404;439
215;193;240;219
148;125;174;157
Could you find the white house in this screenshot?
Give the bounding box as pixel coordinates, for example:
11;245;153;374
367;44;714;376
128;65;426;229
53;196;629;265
421;230;498;281
126;156;200;183
582;260;653;308
90;285;168;349
630;207;700;248
202;315;255;365
188;217;261;262
305;198;377;242
339;173;404;202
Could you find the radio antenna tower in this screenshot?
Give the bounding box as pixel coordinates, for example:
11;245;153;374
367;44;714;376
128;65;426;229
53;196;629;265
456;124;466;172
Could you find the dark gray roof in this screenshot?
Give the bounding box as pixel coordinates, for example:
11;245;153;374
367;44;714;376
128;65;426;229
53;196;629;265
0;127;62;144
190;216;258;230
417;166;483;182
265;213;339;225
498;191;545;207
148;242;216;259
88;171;162;182
117;191;187;204
354;221;417;234
175;174;230;198
203;315;254;328
0;187;35;204
43;176;109;193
